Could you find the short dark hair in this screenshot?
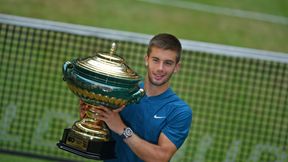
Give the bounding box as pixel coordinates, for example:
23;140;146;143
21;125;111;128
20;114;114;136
147;33;182;63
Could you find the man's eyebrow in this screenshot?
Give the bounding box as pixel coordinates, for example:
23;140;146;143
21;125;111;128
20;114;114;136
151;56;159;60
151;56;175;63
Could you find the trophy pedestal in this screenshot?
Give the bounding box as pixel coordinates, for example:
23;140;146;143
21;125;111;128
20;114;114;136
57;128;116;160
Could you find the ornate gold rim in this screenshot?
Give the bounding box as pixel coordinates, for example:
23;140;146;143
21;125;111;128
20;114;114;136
67;83;127;107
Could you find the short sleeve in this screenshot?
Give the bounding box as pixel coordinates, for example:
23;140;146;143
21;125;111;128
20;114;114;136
162;105;192;149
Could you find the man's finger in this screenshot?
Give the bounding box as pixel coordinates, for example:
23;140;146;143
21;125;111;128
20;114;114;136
113;105;126;113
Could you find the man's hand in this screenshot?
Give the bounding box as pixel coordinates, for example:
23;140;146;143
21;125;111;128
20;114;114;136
93;105;126;134
79;100;126;134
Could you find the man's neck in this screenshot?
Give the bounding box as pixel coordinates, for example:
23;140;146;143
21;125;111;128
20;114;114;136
144;78;169;97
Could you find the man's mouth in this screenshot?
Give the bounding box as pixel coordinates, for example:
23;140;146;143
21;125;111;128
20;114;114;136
154;73;165;81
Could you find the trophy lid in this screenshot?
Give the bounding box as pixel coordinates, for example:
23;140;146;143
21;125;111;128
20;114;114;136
76;42;140;80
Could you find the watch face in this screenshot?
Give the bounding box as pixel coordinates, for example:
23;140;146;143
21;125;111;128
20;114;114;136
125;128;133;136
123;127;133;138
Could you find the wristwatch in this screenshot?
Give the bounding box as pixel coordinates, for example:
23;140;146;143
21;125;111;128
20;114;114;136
120;127;133;139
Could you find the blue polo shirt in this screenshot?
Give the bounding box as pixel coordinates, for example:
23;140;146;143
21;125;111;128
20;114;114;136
105;83;192;162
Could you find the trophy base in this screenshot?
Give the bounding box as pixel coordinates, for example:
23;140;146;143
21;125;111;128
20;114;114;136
57;128;116;160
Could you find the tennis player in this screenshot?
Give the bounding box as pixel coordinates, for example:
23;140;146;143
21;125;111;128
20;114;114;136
83;33;192;162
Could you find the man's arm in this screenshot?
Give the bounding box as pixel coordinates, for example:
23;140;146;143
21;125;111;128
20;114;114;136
124;132;177;162
92;105;177;162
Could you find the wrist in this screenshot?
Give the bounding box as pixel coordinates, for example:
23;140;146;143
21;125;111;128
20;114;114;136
115;124;126;135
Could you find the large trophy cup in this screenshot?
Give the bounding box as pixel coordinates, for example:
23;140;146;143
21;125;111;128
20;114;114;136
57;43;144;160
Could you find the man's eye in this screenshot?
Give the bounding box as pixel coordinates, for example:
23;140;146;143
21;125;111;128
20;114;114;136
165;62;173;66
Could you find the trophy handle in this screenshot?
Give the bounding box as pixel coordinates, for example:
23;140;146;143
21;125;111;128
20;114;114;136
63;61;73;81
129;88;144;104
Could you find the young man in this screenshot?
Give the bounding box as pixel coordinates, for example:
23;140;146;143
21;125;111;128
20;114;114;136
87;33;192;162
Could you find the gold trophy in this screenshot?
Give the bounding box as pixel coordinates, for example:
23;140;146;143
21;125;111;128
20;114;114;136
57;43;144;160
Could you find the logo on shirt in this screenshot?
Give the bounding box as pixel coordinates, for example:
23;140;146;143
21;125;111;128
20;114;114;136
153;115;166;119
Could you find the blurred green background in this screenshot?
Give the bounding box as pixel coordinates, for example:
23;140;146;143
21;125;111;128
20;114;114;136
0;0;287;53
0;0;287;162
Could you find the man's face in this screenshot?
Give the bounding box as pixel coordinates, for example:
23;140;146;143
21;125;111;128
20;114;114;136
145;46;180;87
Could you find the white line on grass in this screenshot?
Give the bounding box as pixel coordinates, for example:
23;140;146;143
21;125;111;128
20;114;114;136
139;0;288;25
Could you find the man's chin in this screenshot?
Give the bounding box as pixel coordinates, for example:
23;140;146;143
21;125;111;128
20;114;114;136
151;79;165;86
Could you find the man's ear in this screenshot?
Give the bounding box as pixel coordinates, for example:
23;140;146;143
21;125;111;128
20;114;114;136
174;62;181;73
144;55;148;66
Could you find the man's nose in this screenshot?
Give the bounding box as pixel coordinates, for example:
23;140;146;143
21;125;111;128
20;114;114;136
156;62;164;71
